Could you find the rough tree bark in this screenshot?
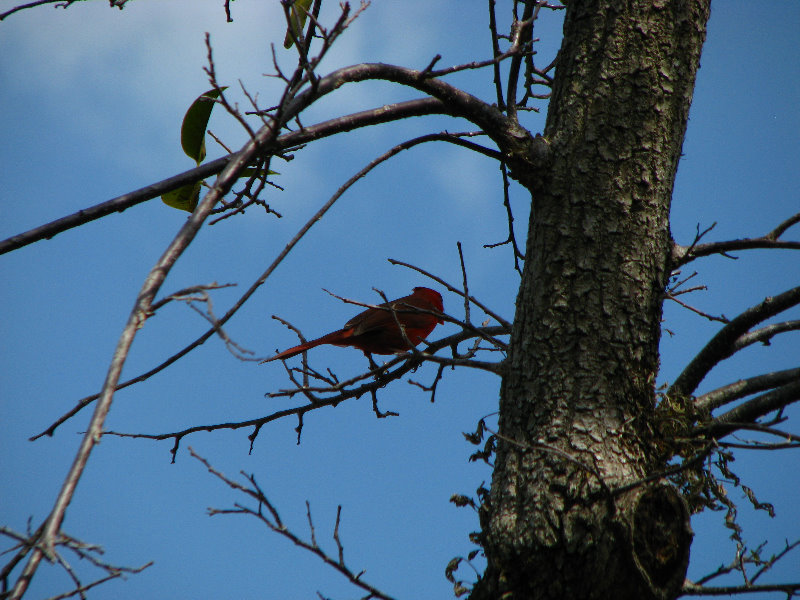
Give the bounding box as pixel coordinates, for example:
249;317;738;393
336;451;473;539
473;2;711;599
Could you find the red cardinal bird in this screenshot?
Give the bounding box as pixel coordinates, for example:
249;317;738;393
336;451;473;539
261;287;444;363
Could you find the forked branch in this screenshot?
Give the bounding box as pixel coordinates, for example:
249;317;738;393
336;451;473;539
704;379;800;438
190;448;396;600
672;212;800;268
30;130;503;442
668;285;800;399
102;324;508;462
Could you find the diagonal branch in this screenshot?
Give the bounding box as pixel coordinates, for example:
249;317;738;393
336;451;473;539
702;379;800;438
190;448;396;600
388;257;512;330
0;0;81;21
10;15;367;593
695;367;800;413
682;581;800;597
9;120;259;600
30;131;503;442
5;56;535;257
732;320;800;352
668;286;800;399
0;97;453;256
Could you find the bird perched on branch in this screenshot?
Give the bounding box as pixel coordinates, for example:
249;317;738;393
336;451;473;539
261;287;444;364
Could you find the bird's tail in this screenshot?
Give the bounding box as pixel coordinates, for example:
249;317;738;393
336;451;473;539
260;328;353;363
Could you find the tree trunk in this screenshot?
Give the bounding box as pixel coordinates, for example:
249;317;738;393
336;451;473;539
473;2;711;598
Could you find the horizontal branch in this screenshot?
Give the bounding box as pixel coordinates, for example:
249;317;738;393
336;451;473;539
102;326;508;461
668;286;800;399
682;581;800;596
717;423;800;447
672;211;800;267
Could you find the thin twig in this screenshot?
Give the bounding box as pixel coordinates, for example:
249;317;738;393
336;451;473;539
101;326;507;460
668;286;800;399
0;0;79;21
30;130;502;441
388;258;512;330
189;448;395;600
673;212;800;268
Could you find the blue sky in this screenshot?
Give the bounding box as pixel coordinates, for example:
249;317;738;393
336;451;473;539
1;1;799;598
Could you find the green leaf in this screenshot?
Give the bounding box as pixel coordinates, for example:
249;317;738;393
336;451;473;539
164;88;279;212
162;181;201;213
283;0;313;49
239;167;280;179
180;87;226;164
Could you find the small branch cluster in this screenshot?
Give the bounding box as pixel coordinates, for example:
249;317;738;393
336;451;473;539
662;211;800;443
0;524;152;600
102;319;508;461
487;0;563;114
683;538;800;598
99;251;510;459
672;212;800;268
653;210;800;597
189;448;395;600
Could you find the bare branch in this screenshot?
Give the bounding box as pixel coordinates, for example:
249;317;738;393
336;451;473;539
703;380;800;438
683;582;800;597
720;439;800;451
505;1;535;118
30;130;503;441
487;0;506;109
767;212;800;240
388;258;512;330
0;156;232;256
9;15;349;591
673;211;800;267
733;320;800;352
276;61;524;150
190;448;396;600
668;286;800;399
101;326;507;460
5;43;535;257
666;292;729;323
0;525;152;600
482;161;525;273
717;423;800;447
693;538;800;588
0;96;461;257
0;0;81;21
9;114;260;600
696;367;800;413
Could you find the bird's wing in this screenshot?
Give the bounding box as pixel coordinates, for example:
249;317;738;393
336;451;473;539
345;295;440;336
